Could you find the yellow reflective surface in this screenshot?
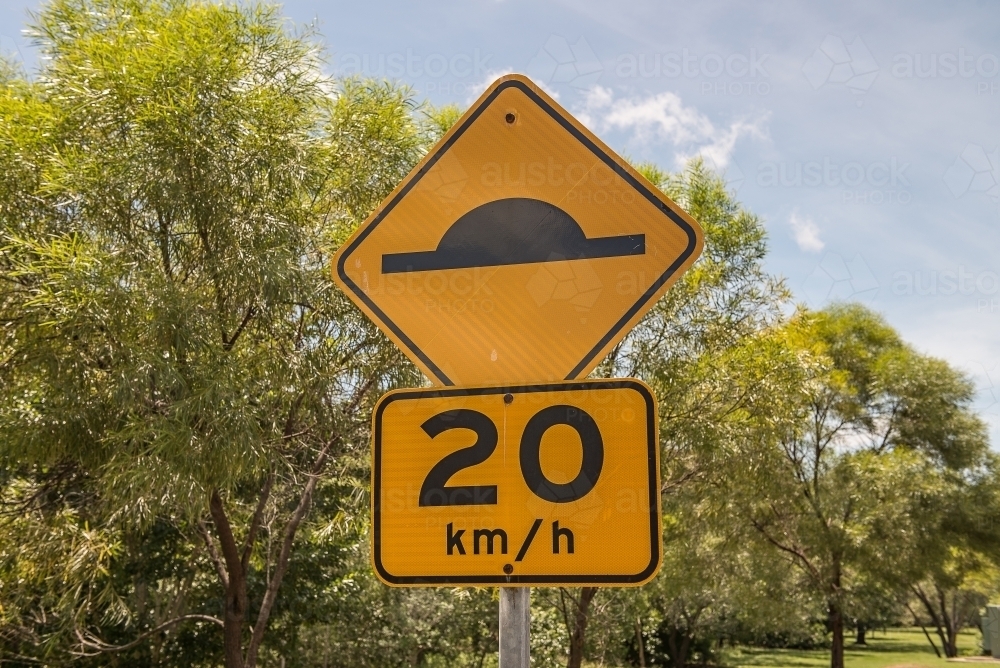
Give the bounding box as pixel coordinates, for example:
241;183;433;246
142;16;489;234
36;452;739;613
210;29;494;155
372;380;661;586
334;74;703;386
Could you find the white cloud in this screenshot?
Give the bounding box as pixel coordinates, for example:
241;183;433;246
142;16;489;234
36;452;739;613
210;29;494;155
789;210;825;253
575;85;767;169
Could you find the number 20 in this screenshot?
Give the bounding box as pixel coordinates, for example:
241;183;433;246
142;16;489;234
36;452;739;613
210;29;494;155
419;405;604;507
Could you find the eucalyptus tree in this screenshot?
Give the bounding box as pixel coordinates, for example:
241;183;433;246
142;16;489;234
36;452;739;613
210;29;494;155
0;0;434;665
901;459;1000;657
737;304;992;668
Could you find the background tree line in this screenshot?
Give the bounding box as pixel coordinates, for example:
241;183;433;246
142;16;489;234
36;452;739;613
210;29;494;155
1;1;998;667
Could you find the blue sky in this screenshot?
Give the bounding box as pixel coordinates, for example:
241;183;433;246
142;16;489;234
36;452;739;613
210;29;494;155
3;0;1000;442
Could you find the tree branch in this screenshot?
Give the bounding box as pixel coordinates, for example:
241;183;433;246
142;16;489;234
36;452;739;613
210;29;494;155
244;376;378;667
661;468;699;495
197;519;229;589
73;615;223;656
283;392;307;439
750;517;822;585
244;434;339;667
906;601;942;658
223;305;256;351
209;490;243;584
156;210;173;281
242;472;274;573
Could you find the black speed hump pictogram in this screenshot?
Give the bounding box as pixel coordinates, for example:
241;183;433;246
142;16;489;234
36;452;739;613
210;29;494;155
381;198;645;273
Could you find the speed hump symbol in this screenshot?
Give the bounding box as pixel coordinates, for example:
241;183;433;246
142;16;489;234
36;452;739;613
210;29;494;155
371;380;661;586
333;73;703;387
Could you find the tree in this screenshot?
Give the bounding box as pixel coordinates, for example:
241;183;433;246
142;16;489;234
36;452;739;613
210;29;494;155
555;159;792;668
0;0;437;665
901;461;1000;657
907;555;999;658
632;502;815;668
739;304;992;668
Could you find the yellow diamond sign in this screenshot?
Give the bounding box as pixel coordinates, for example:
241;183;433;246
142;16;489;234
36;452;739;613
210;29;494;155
333;74;703;386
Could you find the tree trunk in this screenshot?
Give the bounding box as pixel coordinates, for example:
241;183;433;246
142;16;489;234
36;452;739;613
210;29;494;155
635;618;646;668
677;632;692;668
222;576;247;668
211;491;248;668
918;624;942;657
203;432;335;668
946;630;958;658
567;587;598;668
913;583;959;659
667;628;679;668
828;602;844;668
855;622;866;645
937;586;959;658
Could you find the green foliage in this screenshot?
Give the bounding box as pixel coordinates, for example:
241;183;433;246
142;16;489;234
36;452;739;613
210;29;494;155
321;78;430;229
0;475;124;658
584;160;812;667
0;0;424;662
423;103;463;142
0;2;996;664
728;304;995;668
529;600;567;668
293;555;499;667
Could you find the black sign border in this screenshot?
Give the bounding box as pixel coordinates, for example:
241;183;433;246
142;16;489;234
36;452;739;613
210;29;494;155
336;78;700;386
372;380;660;586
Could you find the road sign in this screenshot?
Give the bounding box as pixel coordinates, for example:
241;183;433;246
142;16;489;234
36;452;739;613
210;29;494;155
371;380;660;586
333;73;703;386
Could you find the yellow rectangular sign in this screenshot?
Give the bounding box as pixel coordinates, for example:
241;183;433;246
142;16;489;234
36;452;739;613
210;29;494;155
372;380;660;586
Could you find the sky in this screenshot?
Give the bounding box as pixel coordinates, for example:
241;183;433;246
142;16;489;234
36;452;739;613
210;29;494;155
2;0;1000;442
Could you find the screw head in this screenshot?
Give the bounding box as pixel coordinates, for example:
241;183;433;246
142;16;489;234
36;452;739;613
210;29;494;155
505;112;516;124
503;393;514;405
503;563;514;575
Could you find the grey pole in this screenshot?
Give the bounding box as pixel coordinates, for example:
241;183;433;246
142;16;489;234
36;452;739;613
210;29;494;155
499;587;530;667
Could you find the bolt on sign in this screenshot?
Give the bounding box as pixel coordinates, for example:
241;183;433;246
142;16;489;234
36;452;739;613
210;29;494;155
332;73;704;387
371;381;660;586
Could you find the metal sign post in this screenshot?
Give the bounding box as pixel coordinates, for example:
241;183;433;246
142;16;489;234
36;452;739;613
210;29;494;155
500;588;530;668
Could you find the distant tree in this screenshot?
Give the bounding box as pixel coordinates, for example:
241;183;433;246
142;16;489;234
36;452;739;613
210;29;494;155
738;304;993;668
900;463;1000;657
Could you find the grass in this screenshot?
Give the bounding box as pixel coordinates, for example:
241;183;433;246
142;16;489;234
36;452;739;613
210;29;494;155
719;628;986;668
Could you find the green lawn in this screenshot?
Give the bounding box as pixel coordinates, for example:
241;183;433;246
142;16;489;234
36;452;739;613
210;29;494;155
720;628;987;668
